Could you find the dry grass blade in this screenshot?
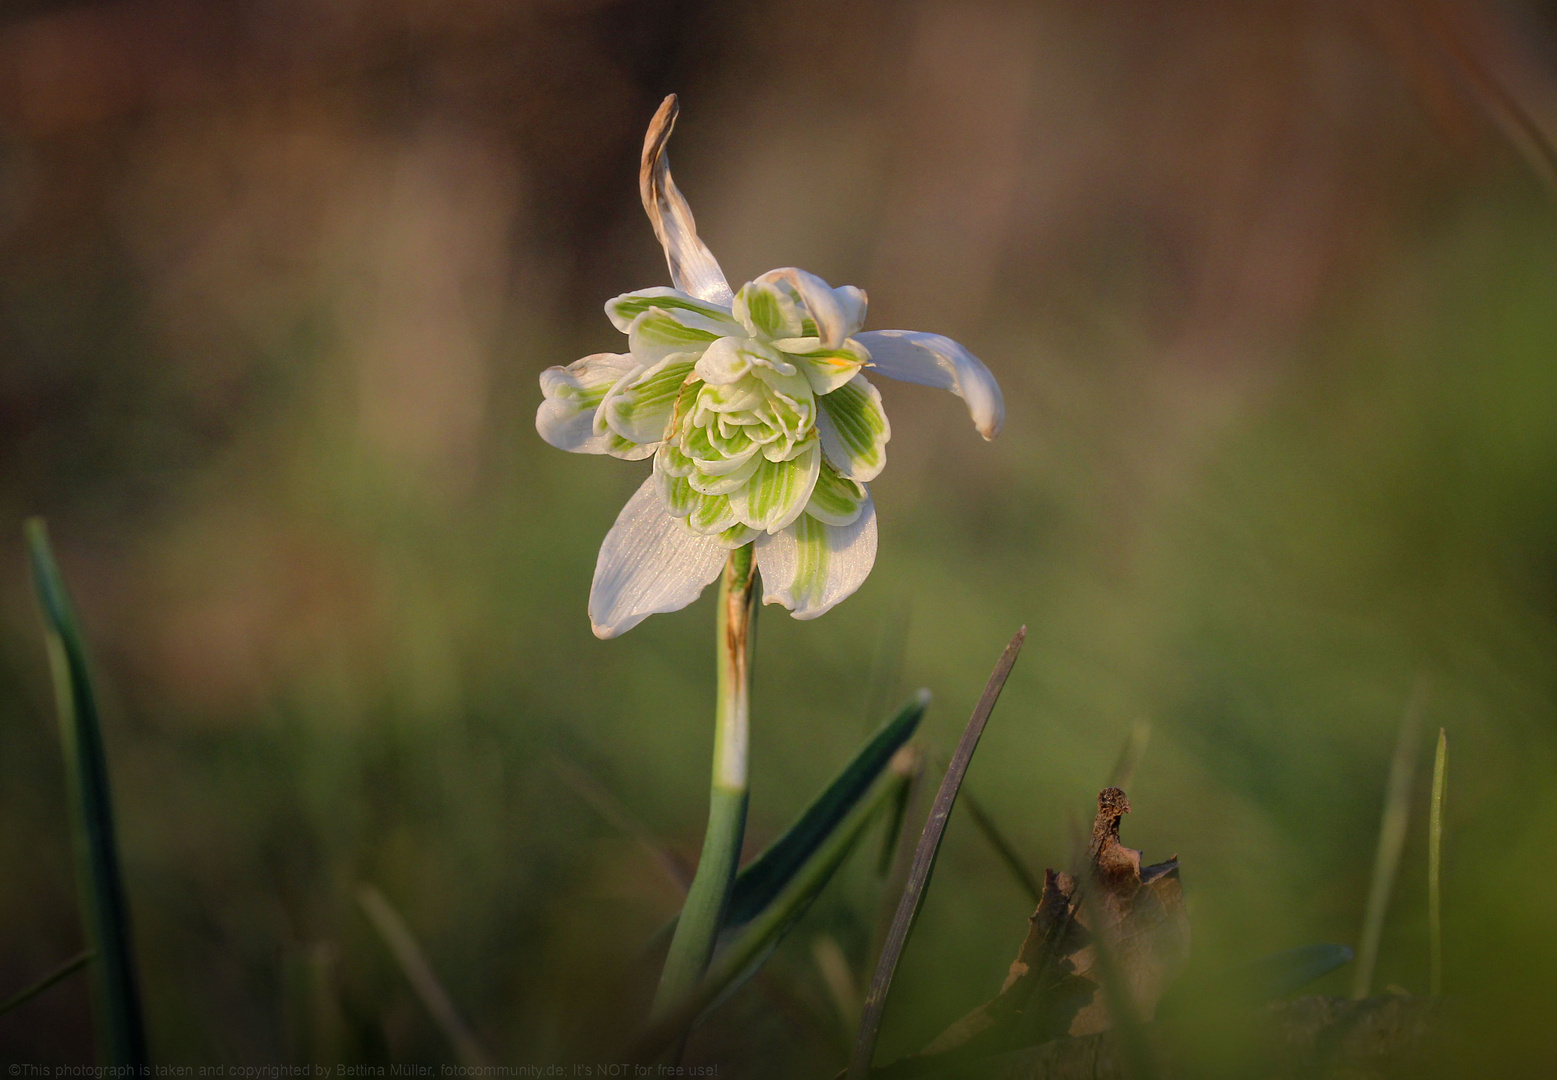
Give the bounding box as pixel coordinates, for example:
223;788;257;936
1351;681;1426;999
550;755;690;893
357;885;493;1067
0;949;93;1017
962;789;1043;906
1429;728;1447;996
848;627;1027;1080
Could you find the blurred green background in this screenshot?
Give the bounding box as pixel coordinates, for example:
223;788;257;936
2;0;1556;1073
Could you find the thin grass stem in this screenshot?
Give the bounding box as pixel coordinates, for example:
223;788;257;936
357;885;492;1067
961;789;1043;906
0;950;93;1018
848;627;1026;1080
26;519;148;1067
1351;680;1426;999
1429;727;1447;996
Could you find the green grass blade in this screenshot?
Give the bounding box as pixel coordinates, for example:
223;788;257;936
1351;681;1426;999
26;519;148;1067
631;754;916;1060
849;627;1026;1080
551;754;691;892
724;689;931;929
0;950;93;1017
1429;727;1447;996
357;885;493;1067
961;789;1042;905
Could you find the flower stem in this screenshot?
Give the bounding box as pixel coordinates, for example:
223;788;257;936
651;546;757;1027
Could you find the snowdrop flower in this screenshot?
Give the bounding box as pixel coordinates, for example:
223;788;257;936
538;96;1004;638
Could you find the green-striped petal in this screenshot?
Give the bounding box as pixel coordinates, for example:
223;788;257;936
606;287;739;336
627;307;722;365
771;337;869;396
754;493;878;619
602;354;696;445
536;352;638;454
805;462;867;526
734;280;804;340
654;461;739;535
729;440;820;533
816;373;890;482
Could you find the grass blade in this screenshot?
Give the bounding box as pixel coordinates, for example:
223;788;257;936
961;789;1042;906
849;627;1027;1080
25;519;148;1067
550;755;690;892
1429;727;1447;996
632;752;918;1060
0;950;93;1017
725;690;930;929
357;885;492;1067
1351;681;1426;999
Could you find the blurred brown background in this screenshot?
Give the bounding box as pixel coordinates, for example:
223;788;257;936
2;0;1556;1073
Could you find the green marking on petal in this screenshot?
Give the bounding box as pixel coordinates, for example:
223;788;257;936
817;374;890;482
733;440;820;532
606;288;739;335
721;523;758;547
788;513;829;611
734;281;803;340
805;462;866;526
604;356;696;444
628;308;721;364
773;337;870;396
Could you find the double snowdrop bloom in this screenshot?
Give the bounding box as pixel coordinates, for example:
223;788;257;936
538;96;1004;638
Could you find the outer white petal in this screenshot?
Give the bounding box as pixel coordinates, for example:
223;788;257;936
536;352;639;454
754;494;878;620
756;267;867;349
605;287;739;335
640;96;733;306
855;330;1004;440
589;477;729;639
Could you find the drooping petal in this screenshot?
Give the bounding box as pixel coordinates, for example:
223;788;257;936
536;352;639;454
805;462;867;526
601;354;696;444
728;440;821;533
816;373;890;482
771;336;870;396
755;494;878;620
733;280;804;340
756;268;867;349
589;477;729;639
606;287;739;336
854;330;1004;440
627;308;721;365
640;95;733;306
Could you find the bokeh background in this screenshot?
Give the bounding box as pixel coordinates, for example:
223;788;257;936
2;0;1556;1072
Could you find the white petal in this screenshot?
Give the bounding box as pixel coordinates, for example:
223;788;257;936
601;353;696;444
754;495;878;620
588;477;729;639
728;441;821;533
855;330;1004;440
756;268;867;349
816;374;890;482
605;287;739;336
536;352;639;454
640;96;733;306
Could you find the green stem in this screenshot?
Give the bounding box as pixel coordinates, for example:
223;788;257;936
651;546;756;1023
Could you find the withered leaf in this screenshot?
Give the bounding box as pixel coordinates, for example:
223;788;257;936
871;789;1189;1078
